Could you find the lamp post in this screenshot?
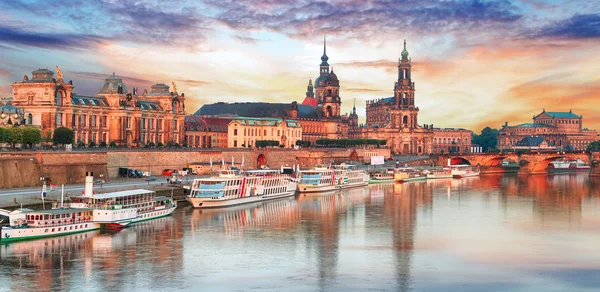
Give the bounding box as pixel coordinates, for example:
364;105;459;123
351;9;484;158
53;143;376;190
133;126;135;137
99;174;104;189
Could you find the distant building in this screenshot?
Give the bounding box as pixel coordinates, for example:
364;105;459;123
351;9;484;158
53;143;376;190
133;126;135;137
513;136;555;150
227;117;302;148
362;40;472;154
10;69;186;147
498;109;599;151
0;101;27;128
184;115;230;148
196;36;359;145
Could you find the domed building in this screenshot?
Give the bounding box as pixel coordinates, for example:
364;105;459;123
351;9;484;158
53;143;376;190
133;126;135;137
0;101;28;128
10;68;186;147
196;36;360;146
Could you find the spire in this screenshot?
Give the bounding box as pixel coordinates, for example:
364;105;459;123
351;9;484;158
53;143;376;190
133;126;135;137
320;35;329;65
306;78;314;97
353;98;356;115
401;39;409;61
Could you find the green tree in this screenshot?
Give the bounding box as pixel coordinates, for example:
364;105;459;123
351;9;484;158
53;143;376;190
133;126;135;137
8;127;23;148
587;141;600;152
472;127;499;152
109;141;117;148
53;127;74;145
0;128;9;144
100;141;107;148
22;128;42;148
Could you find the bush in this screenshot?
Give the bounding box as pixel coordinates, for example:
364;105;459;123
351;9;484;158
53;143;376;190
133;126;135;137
255;140;280;148
109;141;117;148
149;142;155;148
77;140;85;148
88;141;96;148
100;141;107;148
157;142;163;148
53;127;74;145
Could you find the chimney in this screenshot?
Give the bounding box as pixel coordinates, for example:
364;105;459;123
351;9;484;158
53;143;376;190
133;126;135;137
84;172;94;196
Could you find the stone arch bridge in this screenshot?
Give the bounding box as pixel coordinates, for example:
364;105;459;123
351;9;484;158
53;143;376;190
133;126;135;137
439;152;596;175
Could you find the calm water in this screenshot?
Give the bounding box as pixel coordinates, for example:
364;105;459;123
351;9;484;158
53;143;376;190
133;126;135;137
1;174;600;292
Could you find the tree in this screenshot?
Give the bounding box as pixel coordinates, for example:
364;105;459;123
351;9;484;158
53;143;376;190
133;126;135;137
472;127;499;152
42;131;52;149
8;128;23;148
0;128;9;145
587;141;600;152
53;127;74;145
22;128;41;148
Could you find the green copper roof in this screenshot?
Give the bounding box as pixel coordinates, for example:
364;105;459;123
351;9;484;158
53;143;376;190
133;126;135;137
401;39;409;61
545;111;581;118
512;123;554;128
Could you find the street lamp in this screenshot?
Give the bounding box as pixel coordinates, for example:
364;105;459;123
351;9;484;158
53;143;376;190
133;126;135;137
99;174;104;188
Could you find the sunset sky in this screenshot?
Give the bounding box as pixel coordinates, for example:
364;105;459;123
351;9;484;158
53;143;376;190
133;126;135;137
1;0;598;133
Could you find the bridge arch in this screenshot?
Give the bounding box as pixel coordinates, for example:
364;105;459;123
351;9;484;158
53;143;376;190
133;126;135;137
450;157;471;165
257;154;267;168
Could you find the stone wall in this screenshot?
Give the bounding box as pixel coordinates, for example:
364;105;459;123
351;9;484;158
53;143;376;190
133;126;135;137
591;152;600;177
0;147;391;188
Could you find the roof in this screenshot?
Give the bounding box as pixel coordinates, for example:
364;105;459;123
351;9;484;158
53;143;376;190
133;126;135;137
301;96;318;106
186;115;231;132
72;95;110;107
197;102;290;117
546;111;581;118
73;189;154;199
511;123;554;128
0;103;24;114
515;136;548;147
230;117;301;128
297;105;323;119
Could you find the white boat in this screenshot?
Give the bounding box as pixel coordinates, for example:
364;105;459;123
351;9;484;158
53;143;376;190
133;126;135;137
369;171;395;184
426;168;453;179
70;172;177;228
451;164;480;178
547;159;590;172
297;164;369;193
1;208;98;243
186;169;297;208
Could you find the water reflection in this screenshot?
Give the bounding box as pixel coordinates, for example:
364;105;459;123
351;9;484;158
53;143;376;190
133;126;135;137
1;175;600;291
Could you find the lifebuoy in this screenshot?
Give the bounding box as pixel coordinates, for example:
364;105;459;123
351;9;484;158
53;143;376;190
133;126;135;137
5;233;9;238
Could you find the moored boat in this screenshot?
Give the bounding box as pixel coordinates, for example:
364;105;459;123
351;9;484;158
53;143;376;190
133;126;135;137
451;165;480;179
369;171;395;184
297;164;369;193
426;168;453;179
547;159;590;172
186;169;297;208
397;172;426;183
70;173;177;228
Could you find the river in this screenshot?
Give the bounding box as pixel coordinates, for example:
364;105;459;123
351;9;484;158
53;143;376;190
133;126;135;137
1;174;600;291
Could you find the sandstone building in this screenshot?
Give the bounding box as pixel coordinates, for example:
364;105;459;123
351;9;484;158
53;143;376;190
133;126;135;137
498;109;599;151
184;115;230;148
227;117;302;148
10;68;186;146
362;41;472;155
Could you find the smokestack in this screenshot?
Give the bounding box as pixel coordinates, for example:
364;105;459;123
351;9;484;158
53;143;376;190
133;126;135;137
84;172;94;196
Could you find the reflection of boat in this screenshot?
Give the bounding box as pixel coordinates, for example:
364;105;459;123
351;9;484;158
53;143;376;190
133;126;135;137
187;169;297;208
451;165;480;179
297;164;369;193
426;168;452;179
369;171;395;184
70;173;177;228
547;159;590;172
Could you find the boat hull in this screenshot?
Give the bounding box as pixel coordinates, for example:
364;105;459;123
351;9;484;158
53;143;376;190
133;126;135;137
369;179;395;184
187;191;296;208
398;177;426;183
1;222;99;244
426;174;453;179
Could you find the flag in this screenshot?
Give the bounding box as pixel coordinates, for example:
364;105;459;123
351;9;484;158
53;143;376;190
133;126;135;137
210;157;213;168
50;184;58;190
232;156;235;167
222;157;225;168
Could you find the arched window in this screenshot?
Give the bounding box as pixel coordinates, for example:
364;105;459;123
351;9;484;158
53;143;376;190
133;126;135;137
402;116;408;124
326;106;333;117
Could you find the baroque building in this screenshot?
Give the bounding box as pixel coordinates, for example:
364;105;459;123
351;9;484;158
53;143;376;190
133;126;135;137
184;115;230;148
196;36;359;145
227;117;302;148
362;40;471;155
498;109;599;151
11;68;186;146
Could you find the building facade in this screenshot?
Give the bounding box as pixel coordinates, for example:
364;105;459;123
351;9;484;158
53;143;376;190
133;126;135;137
11;68;186;146
498;109;599;151
196;36;359;145
227;117;302;148
362;41;471;155
184;115;229;148
0;98;27;128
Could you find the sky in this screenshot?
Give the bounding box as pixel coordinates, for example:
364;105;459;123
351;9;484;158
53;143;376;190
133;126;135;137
0;0;599;133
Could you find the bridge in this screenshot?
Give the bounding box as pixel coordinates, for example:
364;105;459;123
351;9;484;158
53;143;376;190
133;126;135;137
439;151;600;175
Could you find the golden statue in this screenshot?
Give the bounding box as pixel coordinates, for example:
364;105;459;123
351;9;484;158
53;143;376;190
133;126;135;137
56;66;63;81
172;82;177;92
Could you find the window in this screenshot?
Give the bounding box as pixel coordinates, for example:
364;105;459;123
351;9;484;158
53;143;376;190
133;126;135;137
264;130;266;136
234;140;237;147
234;129;238;136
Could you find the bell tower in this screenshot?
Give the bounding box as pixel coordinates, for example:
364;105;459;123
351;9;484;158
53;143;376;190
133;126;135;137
394;40;415;108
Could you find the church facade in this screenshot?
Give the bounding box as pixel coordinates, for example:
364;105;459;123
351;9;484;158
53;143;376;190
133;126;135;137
11;68;186;147
362;41;471;155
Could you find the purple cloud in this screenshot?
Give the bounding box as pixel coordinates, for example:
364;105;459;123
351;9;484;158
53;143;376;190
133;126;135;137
536;14;600;39
0;26;106;50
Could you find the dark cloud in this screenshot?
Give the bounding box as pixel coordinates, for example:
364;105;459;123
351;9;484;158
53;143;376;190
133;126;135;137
209;0;522;39
0;26;106;50
536;14;600;39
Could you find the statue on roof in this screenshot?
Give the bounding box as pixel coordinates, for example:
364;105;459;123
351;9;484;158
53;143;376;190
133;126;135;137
172;82;177;93
56;66;63;81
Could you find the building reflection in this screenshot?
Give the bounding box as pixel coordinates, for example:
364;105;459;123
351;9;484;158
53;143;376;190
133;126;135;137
297;187;370;291
0;215;183;291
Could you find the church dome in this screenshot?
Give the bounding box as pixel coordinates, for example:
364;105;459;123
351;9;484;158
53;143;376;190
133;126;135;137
327;71;338;81
98;73;127;94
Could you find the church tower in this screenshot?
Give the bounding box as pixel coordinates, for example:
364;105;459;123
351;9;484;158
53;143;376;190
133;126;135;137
314;36;341;117
393;40;418;128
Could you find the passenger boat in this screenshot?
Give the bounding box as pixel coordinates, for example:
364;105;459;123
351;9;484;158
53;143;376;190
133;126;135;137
369;171;395;184
0;208;98;243
70;172;177;228
186;169;297;208
451;165;480;179
396;172;426;183
297;164;369;193
547;159;590;172
426;168;453;179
